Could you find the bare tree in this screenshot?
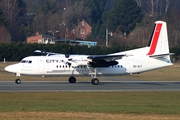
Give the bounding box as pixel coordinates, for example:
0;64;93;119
0;0;21;26
63;1;91;29
165;0;170;13
24;0;39;13
167;8;180;46
0;26;11;42
141;0;164;16
25;0;64;34
149;0;158;16
136;0;142;7
47;13;62;31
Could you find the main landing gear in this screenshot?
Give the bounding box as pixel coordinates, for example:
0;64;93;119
90;68;99;85
68;67;99;85
68;76;99;85
91;78;99;85
68;76;76;83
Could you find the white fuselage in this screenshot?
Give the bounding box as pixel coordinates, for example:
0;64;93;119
5;47;173;77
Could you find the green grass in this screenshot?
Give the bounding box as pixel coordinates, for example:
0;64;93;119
0;92;180;114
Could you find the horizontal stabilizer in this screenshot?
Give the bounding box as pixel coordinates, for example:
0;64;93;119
149;53;174;58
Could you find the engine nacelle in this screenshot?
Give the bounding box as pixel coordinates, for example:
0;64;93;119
87;60;118;67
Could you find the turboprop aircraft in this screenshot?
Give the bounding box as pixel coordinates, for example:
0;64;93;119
5;21;173;85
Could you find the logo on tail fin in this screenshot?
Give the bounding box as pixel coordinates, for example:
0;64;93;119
147;23;162;55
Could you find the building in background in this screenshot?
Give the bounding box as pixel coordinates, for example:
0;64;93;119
27;20;96;46
27;32;57;44
67;20;92;40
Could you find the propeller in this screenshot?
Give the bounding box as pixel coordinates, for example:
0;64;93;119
64;47;72;58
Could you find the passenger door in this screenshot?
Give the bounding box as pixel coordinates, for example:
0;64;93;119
38;59;44;74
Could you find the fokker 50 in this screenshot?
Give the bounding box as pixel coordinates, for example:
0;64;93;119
5;21;173;85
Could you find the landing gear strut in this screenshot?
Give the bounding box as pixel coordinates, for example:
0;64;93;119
15;73;21;84
88;67;100;85
68;76;76;83
69;67;100;85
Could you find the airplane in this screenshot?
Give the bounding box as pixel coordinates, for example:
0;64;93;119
5;21;174;85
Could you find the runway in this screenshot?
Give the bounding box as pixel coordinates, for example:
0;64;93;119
0;79;180;92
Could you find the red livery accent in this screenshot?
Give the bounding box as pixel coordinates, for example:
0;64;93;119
147;23;162;55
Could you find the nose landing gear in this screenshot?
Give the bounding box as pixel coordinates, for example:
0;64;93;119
15;78;21;84
15;73;21;84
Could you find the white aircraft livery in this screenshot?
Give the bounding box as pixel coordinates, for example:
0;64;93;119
5;21;173;85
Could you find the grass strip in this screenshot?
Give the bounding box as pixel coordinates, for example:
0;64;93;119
0;112;180;120
0;92;180;114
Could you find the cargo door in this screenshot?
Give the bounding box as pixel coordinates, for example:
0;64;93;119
125;63;131;73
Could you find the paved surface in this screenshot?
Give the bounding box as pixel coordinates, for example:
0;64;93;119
0;80;180;92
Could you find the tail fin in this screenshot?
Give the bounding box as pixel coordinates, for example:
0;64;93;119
147;21;169;56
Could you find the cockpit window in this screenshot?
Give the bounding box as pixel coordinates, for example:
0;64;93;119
20;60;32;63
21;60;26;63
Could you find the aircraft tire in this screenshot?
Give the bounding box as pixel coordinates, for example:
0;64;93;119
15;79;21;84
69;76;76;83
91;78;99;85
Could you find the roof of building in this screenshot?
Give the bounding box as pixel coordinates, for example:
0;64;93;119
55;38;97;46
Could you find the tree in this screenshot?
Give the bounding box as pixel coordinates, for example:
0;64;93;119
0;0;26;26
135;0;142;7
0;7;11;42
63;1;91;29
84;0;106;24
40;0;58;14
82;0;106;39
105;0;143;35
0;0;27;41
0;7;6;25
26;0;61;36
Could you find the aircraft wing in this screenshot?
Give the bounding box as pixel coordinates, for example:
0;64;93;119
87;54;126;61
87;54;128;67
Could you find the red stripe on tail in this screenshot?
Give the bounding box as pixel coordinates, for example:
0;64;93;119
147;23;162;55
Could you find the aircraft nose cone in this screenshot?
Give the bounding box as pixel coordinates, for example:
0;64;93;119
5;64;18;73
5;65;12;72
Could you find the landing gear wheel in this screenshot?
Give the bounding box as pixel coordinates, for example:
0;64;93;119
15;79;21;84
91;78;99;85
69;76;76;83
